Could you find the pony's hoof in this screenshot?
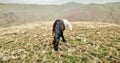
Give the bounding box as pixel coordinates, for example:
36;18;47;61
54;48;58;51
63;40;66;43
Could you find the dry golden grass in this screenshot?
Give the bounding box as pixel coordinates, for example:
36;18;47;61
0;22;120;63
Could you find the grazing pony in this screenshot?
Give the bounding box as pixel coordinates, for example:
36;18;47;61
52;19;72;51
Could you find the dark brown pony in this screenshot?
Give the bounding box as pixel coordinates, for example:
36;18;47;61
52;19;66;51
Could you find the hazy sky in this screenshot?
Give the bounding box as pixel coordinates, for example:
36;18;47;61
0;0;120;4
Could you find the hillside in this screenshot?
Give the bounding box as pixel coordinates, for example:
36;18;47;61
0;22;120;63
0;2;120;27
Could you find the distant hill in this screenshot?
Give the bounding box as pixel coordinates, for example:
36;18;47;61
0;2;120;27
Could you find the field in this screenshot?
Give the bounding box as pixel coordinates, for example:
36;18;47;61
0;22;120;63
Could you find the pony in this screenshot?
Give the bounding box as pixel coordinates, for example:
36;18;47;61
52;19;72;51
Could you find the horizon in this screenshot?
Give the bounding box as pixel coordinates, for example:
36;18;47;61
0;1;120;5
0;0;120;5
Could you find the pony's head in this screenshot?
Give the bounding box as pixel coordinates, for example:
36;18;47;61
63;19;72;31
53;37;59;51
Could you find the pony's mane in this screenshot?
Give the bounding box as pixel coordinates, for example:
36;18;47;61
62;19;72;31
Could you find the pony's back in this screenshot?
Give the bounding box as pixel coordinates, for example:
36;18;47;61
52;19;65;36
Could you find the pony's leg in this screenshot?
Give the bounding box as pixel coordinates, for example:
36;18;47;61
61;32;66;42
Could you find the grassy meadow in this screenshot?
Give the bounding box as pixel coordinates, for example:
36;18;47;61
0;22;120;63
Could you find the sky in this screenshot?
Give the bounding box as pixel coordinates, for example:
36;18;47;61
0;0;120;4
